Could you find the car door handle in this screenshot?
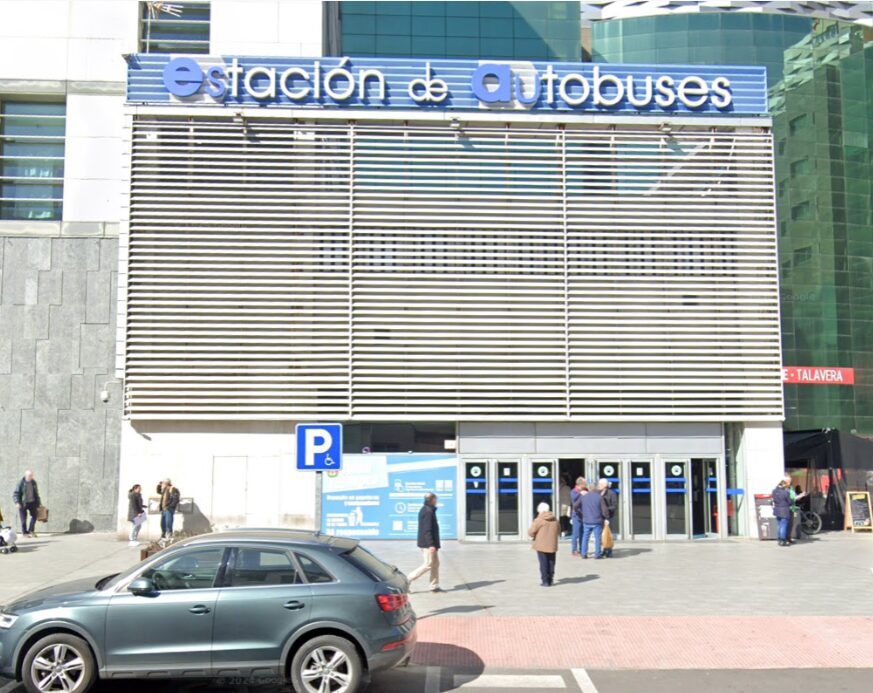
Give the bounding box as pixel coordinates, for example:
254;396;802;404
283;601;305;611
189;605;211;615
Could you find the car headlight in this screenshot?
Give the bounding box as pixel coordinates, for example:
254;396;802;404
0;612;18;629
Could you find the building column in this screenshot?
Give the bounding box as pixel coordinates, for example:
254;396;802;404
737;422;785;538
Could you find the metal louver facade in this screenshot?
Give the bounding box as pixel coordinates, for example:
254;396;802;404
122;114;782;421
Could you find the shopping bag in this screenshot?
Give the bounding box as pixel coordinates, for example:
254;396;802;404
602;523;614;550
37;505;49;523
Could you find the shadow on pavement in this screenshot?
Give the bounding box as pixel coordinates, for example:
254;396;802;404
418;604;494;620
608;547;653;558
411;642;486;671
11;541;49;553
455;579;505;591
555;574;599;585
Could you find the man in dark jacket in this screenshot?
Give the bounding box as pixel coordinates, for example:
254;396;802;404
12;470;41;538
407;493;442;592
575;484;610;559
772;477;793;546
157;478;181;539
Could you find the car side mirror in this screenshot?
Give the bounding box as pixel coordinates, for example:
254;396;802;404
128;577;156;595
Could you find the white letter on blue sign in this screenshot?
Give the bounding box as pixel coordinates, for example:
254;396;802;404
304;428;333;467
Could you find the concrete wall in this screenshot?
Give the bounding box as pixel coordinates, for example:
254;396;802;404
211;0;324;56
458;422;725;456
737;422;786;538
116;421;316;541
0;236;121;531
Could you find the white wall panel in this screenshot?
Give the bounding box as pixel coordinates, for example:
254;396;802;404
124;116;783;422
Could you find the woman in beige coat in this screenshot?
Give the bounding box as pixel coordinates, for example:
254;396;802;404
528;502;560;587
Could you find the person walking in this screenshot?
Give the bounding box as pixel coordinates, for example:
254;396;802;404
408;492;443;592
156;478;180;540
127;484;146;547
576;481;610;559
772;477;793;546
598;478;618;557
570;477;587;556
12;470;41;538
528;502;560;586
558;475;572;537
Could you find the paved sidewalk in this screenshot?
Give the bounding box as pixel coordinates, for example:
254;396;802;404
1;531;871;671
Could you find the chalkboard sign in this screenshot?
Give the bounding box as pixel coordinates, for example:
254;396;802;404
845;491;872;532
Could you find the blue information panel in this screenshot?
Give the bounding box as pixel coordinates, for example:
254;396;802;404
321;454;457;540
296;423;342;471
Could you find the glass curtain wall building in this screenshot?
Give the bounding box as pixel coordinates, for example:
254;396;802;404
334;1;581;60
584;2;873;435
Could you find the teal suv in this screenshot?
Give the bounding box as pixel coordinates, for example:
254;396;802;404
0;530;416;693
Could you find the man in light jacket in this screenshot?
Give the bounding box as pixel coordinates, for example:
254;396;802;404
528;502;560;587
408;493;443;592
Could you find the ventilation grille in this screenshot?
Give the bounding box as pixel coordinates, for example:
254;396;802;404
124;117;782;420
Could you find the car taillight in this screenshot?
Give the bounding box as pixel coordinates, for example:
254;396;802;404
376;593;408;612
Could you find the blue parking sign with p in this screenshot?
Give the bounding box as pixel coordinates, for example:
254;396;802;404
296;423;342;471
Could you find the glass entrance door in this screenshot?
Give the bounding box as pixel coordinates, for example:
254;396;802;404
463;461;489;538
462;459;522;541
596;460;623;539
629;460;653;538
691;458;720;536
665;460;689;537
496;461;520;538
531;460;555;519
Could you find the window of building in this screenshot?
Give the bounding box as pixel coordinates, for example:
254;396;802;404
140;1;210;54
0;100;65;221
342;422;456;453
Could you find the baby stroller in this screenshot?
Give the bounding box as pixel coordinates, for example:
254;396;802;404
0;525;17;554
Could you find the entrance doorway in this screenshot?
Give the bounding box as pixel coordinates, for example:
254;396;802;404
664;458;720;538
462;459;521;541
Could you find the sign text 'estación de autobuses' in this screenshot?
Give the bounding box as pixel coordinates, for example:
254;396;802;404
126;55;768;115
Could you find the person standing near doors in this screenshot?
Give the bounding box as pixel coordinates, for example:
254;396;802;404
558;475;572;537
772;477;792;547
570;477;587;556
576;481;610;558
528;502;560;586
408;492;443;592
598;478;618;557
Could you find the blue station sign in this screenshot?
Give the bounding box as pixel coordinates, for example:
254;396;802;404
127;55;768;116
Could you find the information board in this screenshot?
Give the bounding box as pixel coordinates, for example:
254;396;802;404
845;491;872;532
321;454;457;540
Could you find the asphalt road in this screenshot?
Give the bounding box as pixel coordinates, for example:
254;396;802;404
3;667;873;693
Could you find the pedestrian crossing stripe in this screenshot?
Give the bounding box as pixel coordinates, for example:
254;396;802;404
454;674;567;688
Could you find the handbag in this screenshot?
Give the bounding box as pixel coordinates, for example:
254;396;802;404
37;505;49;523
133;511;147;527
602;523;614;550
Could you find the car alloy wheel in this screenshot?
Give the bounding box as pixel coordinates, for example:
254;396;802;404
292;635;362;693
23;634;96;693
